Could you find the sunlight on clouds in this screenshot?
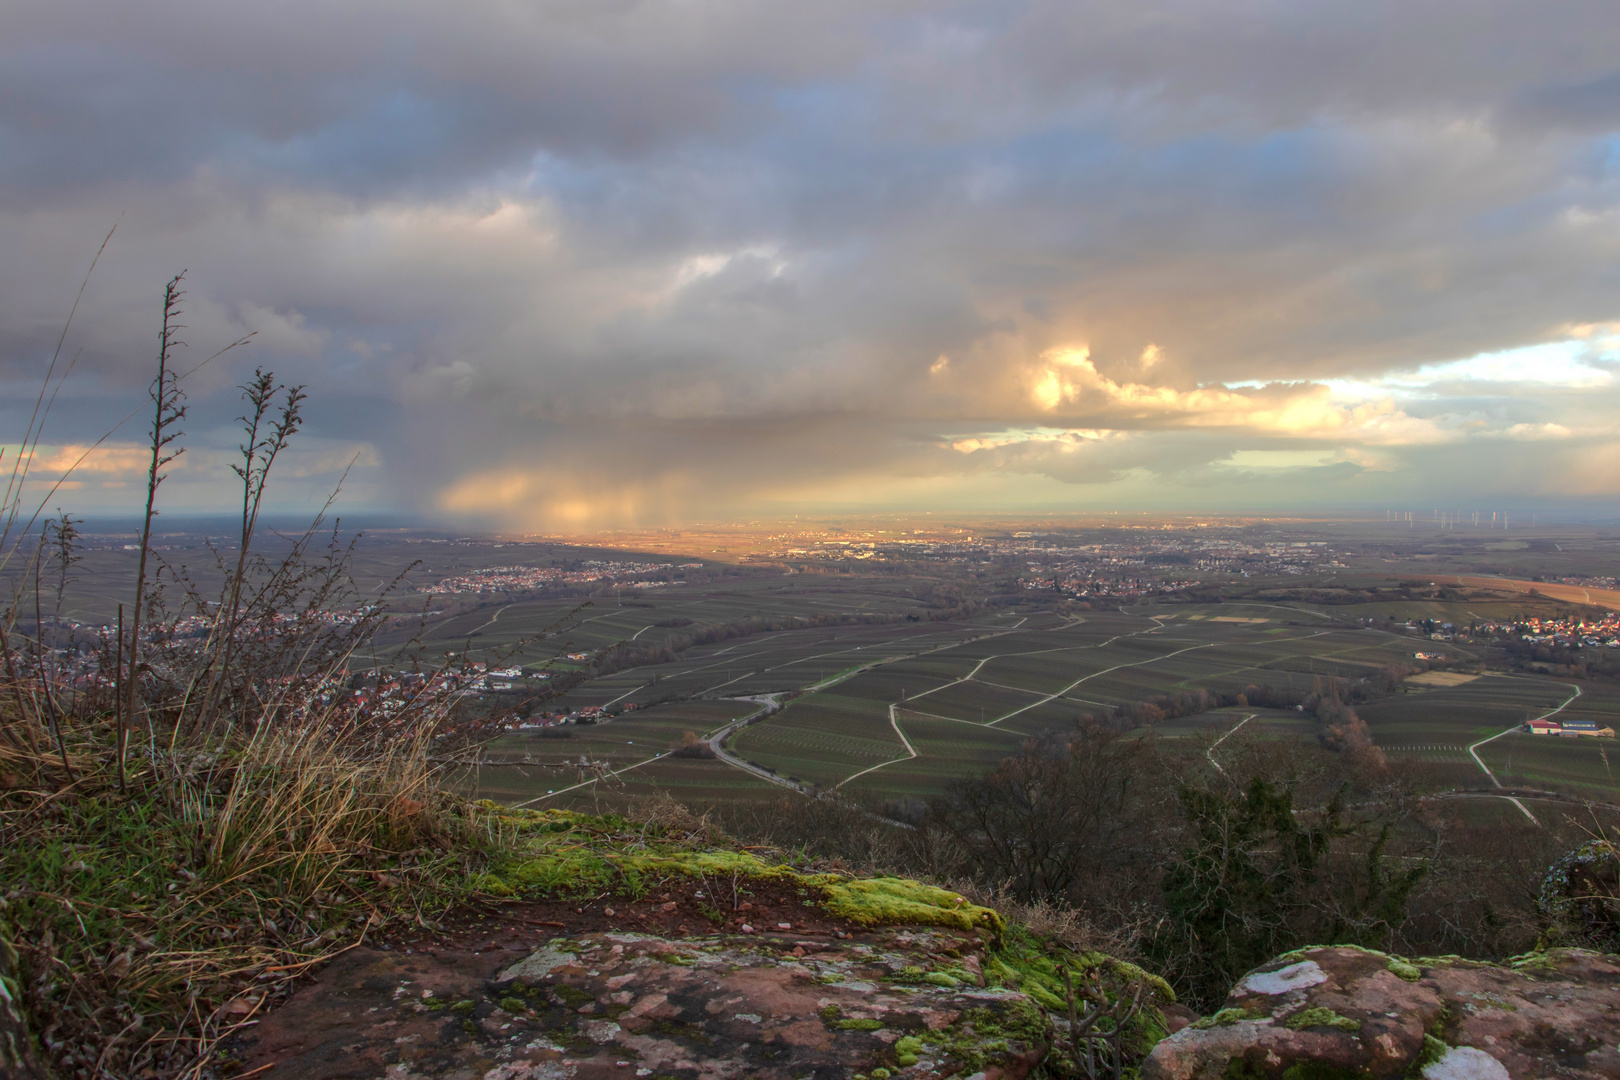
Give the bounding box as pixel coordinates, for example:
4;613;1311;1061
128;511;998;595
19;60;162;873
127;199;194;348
1224;449;1337;469
5;444;156;480
949;427;1115;453
1501;422;1573;440
1027;347;1450;444
2;439;384;514
437;466;699;530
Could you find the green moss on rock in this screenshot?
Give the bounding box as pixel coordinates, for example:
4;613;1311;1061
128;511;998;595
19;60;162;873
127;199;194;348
818;877;1004;935
472;805;1004;936
834;1017;884;1031
920;998;1050;1074
1193;1007;1264;1030
1387;959;1422;982
1285;1007;1361;1032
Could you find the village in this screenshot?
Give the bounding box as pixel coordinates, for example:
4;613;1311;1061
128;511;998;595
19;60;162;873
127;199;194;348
1454;611;1620;648
421;559;698;594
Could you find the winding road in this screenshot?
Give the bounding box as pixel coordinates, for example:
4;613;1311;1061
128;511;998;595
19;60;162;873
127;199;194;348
1464;679;1582;825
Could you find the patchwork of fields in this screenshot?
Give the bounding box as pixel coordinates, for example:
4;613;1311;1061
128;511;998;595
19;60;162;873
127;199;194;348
455;580;1620;810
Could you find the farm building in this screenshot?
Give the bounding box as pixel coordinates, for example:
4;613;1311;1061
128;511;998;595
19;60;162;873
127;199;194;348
1527;719;1562;735
1560;719;1615;738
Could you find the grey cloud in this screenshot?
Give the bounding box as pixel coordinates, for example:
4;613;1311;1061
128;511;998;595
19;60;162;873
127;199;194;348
5;0;1620;523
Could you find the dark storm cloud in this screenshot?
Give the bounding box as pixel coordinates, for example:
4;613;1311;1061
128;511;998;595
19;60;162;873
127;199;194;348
4;0;1620;524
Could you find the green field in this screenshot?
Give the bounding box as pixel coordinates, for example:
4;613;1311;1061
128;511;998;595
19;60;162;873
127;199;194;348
708;606;1437;798
467;699;772;808
1477;733;1620;797
458;583;1620;807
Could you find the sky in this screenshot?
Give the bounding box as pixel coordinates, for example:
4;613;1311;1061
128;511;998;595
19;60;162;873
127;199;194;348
5;0;1620;530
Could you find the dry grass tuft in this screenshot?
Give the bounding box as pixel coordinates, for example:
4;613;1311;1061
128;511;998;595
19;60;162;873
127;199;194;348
944;880;1143;959
0;706;502;1080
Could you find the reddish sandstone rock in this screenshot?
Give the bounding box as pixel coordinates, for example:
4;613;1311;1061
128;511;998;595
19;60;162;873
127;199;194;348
1143;945;1620;1080
237;927;1049;1080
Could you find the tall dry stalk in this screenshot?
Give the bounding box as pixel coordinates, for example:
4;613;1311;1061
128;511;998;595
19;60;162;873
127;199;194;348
123;274;188;785
193;370;304;736
33;520;70;776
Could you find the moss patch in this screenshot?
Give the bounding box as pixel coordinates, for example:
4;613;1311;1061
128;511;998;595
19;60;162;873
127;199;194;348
835;1017;885;1031
1410;1033;1449;1077
474;806;1002;936
818;877;1003;936
985;927;1174;1010
975;924;1173;1060
1285;1007;1360;1032
1193;1007;1263;1030
920;998;1050;1074
1387;959;1422;982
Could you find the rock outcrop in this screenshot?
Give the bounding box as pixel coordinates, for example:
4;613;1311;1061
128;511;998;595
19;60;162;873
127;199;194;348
1144;944;1620;1079
232;809;1171;1080
239;925;1053;1080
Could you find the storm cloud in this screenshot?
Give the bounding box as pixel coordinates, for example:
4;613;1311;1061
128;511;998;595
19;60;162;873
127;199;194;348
5;0;1620;526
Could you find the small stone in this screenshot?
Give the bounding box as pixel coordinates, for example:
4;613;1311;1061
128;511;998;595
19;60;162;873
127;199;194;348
741;924;754;933
604;907;616;917
1235;959;1329;996
777;922;792;930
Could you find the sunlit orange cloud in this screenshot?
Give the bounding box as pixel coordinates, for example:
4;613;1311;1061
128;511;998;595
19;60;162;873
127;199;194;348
8;444;156;479
1026;347;1451;445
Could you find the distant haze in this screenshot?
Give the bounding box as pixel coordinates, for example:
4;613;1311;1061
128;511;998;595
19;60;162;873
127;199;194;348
5;1;1620;527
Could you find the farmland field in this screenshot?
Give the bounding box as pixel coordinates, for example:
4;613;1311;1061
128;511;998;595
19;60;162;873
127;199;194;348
44;519;1620;817
459;579;1620;808
663;602;1457;799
